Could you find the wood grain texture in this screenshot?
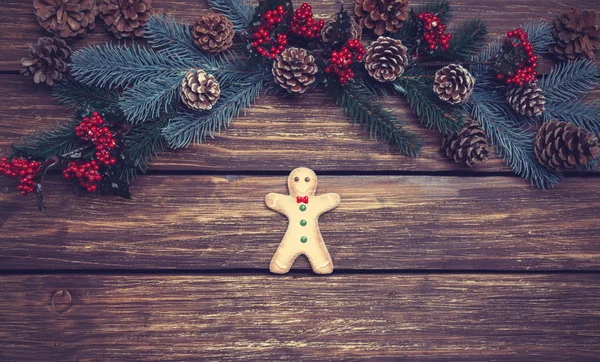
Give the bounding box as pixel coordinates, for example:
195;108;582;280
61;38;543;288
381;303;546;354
0;274;599;360
2;175;599;271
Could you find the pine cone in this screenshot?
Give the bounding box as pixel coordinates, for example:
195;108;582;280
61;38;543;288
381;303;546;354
354;0;409;36
442;119;490;167
505;83;545;117
272;48;318;93
180;70;221;111
33;0;98;39
21;37;72;86
99;0;153;39
433;64;475;105
321;13;362;43
364;36;408;82
192;13;235;54
534;120;600;171
549;8;600;61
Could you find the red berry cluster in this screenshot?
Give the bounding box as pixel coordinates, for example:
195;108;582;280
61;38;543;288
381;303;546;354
417;12;452;51
289;3;324;40
75;112;116;166
251;6;288;59
496;28;538;86
63;160;102;193
0;157;41;196
325;39;365;84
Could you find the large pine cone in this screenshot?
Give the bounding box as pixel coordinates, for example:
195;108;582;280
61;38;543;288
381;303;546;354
272;48;318;93
180;70;221;111
321;13;362;43
192;13;235;54
442;119;490;167
99;0;153;39
364;36;408;82
33;0;98;39
21;37;72;86
505;83;545;117
433;64;475;105
549;8;600;61
355;0;409;36
534;120;600;171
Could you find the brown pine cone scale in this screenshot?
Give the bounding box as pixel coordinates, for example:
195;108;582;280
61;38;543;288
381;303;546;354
33;0;98;39
192;13;235;54
21;37;72;86
534;120;600;171
272;48;318;93
355;0;409;36
364;36;408;82
99;0;154;39
505;83;545;117
442;119;490;167
180;70;221;111
433;64;475;105
549;8;600;60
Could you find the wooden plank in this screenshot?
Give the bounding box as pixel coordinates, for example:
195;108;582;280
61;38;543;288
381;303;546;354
1;0;597;71
0;274;599;360
2;175;599;271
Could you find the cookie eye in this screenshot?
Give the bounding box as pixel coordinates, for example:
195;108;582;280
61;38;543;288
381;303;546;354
294;177;299;182
305;177;310;182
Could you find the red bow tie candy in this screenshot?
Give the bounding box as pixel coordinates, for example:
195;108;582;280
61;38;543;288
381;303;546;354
296;196;309;204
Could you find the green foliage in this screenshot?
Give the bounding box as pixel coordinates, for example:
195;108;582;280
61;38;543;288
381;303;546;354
539;60;600;135
119;75;182;124
208;0;254;31
53;79;121;111
439;19;488;61
466;81;561;189
122;115;171;181
393;0;452;50
11;119;87;160
162;71;264;148
332;83;422;158
394;68;464;134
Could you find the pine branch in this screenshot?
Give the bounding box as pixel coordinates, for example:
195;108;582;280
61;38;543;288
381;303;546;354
467;90;561;189
439;19;488;61
208;0;254;31
393;0;452;50
395;68;464;134
544;99;600;136
162;71;264;149
70;43;197;88
119;75;182;124
122;115;170;181
11;119;87;160
145;14;218;63
334;83;422;157
538;59;599;102
414;0;453;23
53;79;121;110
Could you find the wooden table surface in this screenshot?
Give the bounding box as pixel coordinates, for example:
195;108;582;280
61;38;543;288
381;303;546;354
1;0;599;360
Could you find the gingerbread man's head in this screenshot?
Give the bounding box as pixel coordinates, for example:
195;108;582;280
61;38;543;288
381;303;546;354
287;167;317;196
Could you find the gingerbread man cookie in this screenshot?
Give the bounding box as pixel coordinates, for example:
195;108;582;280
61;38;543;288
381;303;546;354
265;167;340;274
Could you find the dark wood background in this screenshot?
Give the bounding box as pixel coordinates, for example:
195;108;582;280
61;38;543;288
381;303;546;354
1;0;599;359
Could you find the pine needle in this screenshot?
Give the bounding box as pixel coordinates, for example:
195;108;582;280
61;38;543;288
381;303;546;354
208;0;254;31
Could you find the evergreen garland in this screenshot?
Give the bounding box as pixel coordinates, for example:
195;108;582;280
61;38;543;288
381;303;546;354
3;0;600;208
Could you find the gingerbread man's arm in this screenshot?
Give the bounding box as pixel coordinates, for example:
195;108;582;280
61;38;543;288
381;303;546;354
315;193;341;213
265;193;289;215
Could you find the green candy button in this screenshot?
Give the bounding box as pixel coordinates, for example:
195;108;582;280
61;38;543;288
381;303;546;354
299;204;306;211
300;236;308;243
300;219;307;226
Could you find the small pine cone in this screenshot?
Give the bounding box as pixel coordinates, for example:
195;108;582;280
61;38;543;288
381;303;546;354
99;0;154;39
534;120;600;171
272;48;318;93
548;8;600;61
364;37;408;82
21;37;72;86
180;70;221;111
433;64;475;105
33;0;98;39
321;13;362;43
192;13;235;54
355;0;409;36
442;119;490;167
505;83;545;117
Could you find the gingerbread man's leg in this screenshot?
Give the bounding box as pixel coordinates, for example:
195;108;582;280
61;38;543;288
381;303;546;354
269;240;300;274
305;239;333;274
